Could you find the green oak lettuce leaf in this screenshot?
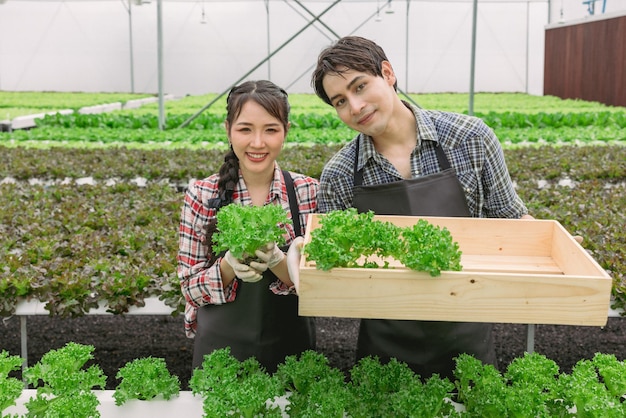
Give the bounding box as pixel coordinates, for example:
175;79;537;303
212;204;292;260
113;357;180;406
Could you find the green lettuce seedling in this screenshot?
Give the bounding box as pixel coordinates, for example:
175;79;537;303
0;350;23;415
275;350;350;417
559;358;626;417
454;351;626;417
189;347;282;418
453;353;508;417
23;342;106;417
591;352;626;399
347;356;456;417
113;357;180;406
303;209;404;271
212;204;291;261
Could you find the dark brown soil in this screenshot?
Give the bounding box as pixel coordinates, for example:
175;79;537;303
2;313;625;390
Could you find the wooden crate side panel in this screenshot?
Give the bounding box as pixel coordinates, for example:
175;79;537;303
420;217;555;257
304;253;560;274
461;254;561;274
297;269;610;326
550;221;613;278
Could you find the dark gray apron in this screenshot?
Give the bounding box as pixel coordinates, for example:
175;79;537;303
352;140;496;381
192;171;315;373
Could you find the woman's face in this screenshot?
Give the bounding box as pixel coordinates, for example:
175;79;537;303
226;99;287;180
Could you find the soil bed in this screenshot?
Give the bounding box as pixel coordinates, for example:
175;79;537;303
1;314;625;390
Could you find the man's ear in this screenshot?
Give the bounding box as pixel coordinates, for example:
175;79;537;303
381;60;396;86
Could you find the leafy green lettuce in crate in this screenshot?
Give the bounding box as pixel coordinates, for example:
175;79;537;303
213;204;292;261
399;219;462;276
304;209;462;276
303;209;404;271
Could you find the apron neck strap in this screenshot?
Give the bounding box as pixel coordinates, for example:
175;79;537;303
282;169;303;237
434;142;451;170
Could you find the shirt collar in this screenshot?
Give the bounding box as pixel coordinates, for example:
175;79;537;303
268;162;284;202
404;100;441;148
235;162;283;204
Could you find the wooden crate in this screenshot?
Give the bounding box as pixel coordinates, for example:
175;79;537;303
296;214;612;326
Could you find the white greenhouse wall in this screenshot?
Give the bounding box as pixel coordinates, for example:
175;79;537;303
0;0;624;96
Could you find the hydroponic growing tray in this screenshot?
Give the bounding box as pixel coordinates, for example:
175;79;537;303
295;214;612;326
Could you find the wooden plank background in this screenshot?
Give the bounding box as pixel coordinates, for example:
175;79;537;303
544;14;626;107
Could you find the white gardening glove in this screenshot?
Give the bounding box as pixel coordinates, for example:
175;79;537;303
253;242;285;270
223;250;263;283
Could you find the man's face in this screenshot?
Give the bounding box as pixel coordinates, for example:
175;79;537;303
321;62;397;138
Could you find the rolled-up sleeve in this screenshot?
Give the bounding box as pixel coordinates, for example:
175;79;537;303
177;182;237;337
481;127;528;219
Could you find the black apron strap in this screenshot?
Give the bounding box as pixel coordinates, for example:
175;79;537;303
434;142;451;170
353;138;364;186
282;169;302;237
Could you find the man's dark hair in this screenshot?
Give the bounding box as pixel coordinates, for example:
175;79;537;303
311;36;397;105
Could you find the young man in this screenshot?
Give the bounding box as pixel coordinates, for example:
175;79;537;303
311;36;532;380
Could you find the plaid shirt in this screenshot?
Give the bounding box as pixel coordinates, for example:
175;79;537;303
178;163;318;337
319;102;528;219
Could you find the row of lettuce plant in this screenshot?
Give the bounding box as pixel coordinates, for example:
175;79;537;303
1;111;623;147
4;123;623;147
2;343;626;417
0;92;155;119
30;110;626;130
2;92;625;148
0;183;183;317
3;91;623;117
2;125;355;147
30;112;351;130
2;144;623;185
0;144;338;181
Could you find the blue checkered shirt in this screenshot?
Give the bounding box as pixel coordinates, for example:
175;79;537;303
319;102;528;219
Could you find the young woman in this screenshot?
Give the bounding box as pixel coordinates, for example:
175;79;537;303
177;80;318;373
